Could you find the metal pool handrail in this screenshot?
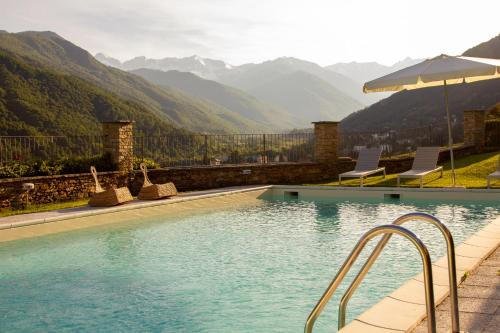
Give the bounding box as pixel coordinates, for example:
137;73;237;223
304;225;436;333
338;213;459;333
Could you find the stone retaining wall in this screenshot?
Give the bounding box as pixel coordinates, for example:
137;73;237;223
0;171;130;209
0;163;339;209
0;144;478;209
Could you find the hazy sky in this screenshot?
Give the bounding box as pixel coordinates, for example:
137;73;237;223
1;0;499;65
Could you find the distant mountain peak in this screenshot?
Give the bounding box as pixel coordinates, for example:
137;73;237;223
95;53;122;68
192;55;206;66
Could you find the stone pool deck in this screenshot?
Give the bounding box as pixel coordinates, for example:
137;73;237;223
0;185;270;229
0;186;271;243
412;245;500;333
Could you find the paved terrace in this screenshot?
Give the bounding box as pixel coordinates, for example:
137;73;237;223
413;245;500;333
0;185;270;227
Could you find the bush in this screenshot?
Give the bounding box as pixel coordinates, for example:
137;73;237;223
0;154;117;179
0;163;31;178
133;157;159;170
59;154;116;174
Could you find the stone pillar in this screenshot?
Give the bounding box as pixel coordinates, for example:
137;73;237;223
463;110;486;151
313;121;339;164
102;121;134;172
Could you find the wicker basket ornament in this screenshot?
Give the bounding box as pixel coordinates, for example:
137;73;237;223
138;163;178;200
88;166;133;207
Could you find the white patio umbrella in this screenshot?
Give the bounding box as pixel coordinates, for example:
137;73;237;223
363;54;500;186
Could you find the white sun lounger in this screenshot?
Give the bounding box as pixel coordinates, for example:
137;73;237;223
487;155;500;188
339;147;385;187
397;147;443;188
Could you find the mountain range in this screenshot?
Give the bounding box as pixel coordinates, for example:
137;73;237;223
96;53;424;109
130;68;303;128
341;33;500;132
0;50;183;136
96;53;231;82
1;29;499;138
99;54;372;125
0;31;288;134
325;57;423;85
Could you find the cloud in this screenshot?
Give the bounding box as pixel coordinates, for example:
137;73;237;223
0;0;499;65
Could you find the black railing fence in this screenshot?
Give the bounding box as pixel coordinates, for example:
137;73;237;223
134;133;315;167
339;123;463;158
0;124;467;167
0;136;103;164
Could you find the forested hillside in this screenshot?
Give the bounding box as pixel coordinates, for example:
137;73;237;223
0;31;270;133
0;51;185;136
341;34;500;131
131;68;303;129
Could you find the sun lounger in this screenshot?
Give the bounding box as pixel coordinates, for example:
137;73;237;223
487;155;500;188
397;147;443;188
339;147;385;187
88;166;133;207
138;163;178;200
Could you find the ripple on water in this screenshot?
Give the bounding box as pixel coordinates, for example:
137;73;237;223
0;197;497;332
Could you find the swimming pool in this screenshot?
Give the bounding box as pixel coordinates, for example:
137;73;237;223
0;194;498;332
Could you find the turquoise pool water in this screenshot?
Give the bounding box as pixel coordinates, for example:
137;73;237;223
0;196;498;332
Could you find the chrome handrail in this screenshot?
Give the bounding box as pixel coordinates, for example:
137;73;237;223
304;225;436;333
338;213;459;333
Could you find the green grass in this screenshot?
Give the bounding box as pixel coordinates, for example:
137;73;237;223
312;151;500;188
0;199;89;218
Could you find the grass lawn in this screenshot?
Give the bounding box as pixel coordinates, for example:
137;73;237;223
313;151;500;188
0;199;89;218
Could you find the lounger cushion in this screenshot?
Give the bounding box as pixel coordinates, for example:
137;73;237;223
398;167;443;178
354;147;383;171
411;147;441;170
397;147;442;179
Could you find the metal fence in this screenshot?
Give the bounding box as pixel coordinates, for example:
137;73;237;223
339;123;463;158
2;124;466;167
134;133;315;167
0;136;103;164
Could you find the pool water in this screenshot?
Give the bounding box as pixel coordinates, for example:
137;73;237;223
0;196;498;332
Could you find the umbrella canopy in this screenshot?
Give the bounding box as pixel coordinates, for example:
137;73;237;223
363;54;500;186
364;54;500;92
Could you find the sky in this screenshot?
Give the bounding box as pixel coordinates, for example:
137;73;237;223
1;0;499;66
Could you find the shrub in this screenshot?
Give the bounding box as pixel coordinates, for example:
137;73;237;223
133;157;159;170
0;154;117;179
0;162;31;178
59;154;116;174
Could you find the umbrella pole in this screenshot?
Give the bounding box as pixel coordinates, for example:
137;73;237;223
444;80;456;186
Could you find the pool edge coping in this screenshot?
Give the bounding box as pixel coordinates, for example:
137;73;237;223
0;185;272;231
3;184;500;231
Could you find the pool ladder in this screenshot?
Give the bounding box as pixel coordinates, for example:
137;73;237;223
304;213;460;333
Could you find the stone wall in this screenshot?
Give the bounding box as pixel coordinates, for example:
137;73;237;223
0;171;130;209
313;121;338;164
0;163;339;209
463;110;486;151
0;144;479;209
102;121;134;172
485;121;500;148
